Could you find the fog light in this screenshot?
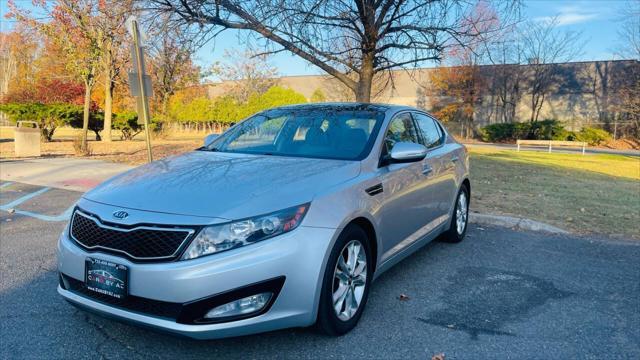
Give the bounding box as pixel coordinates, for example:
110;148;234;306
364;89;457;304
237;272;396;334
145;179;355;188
204;292;272;319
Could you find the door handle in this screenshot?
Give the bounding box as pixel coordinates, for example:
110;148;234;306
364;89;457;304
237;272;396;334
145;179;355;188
422;165;433;175
451;155;459;163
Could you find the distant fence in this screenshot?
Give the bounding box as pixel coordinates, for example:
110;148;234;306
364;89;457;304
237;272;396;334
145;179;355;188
517;139;587;154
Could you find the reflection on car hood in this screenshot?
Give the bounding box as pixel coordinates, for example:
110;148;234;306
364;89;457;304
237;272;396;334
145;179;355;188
83;151;360;220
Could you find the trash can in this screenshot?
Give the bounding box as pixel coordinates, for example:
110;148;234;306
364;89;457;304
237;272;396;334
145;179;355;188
14;121;41;157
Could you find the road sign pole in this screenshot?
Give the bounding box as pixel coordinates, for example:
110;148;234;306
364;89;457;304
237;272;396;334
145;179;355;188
130;19;153;163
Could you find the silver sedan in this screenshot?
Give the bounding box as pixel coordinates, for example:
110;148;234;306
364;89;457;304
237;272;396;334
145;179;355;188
57;103;470;338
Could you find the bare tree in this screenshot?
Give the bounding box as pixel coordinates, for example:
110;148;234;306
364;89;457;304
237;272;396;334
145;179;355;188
145;18;201;119
614;1;640;139
146;0;520;102
616;0;640;60
210;49;279;103
483;36;523;123
520;17;584;122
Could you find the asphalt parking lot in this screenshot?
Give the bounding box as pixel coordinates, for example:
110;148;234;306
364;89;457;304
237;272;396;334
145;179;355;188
1;180;639;359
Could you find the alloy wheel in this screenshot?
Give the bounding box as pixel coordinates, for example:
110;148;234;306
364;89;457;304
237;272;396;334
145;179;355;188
332;240;367;321
456;191;468;235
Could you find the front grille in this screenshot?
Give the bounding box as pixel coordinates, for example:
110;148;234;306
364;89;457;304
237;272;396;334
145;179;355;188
60;274;183;320
70;210;195;261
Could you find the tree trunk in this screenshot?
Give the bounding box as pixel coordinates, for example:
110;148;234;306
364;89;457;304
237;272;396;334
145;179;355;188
534;93;545;122
355;55;374;102
103;49;114;142
162;94;170;119
81;81;91;150
530;93;537;122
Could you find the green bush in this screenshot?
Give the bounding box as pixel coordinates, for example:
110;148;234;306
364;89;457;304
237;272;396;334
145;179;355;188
164;86;307;126
480;121;612;145
310;88;327;102
480;123;523;142
0;103;82;141
68;112;104;141
575;127;611;146
530;120;569;140
481;120;567;142
112;112;143;140
242;86;307;118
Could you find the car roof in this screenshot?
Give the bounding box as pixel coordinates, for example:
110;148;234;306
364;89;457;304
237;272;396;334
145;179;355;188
271;102;415;113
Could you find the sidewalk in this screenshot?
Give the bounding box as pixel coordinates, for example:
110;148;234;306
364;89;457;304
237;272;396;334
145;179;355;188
0;158;133;192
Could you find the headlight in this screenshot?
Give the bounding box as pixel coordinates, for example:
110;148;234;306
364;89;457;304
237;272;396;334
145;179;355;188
181;203;310;260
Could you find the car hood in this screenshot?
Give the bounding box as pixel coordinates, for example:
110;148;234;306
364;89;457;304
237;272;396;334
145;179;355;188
83;151;360;220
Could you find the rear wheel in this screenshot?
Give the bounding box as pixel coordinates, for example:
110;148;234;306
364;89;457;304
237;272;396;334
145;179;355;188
441;184;470;243
317;225;372;335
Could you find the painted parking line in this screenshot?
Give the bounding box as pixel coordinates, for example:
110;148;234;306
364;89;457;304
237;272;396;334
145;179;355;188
0;182;14;189
0;187;51;210
0;186;72;222
9;206;74;222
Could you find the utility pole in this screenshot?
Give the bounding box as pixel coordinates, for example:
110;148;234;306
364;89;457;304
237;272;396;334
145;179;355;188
126;16;153;162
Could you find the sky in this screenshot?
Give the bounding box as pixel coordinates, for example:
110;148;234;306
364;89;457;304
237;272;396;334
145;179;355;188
0;0;632;77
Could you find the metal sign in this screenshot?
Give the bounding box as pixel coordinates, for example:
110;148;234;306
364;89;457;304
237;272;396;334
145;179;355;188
130;44;147;75
128;73;153;98
135;97;150;125
126;16;153;163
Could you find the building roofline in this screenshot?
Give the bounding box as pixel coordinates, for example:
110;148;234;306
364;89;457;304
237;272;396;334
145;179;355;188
203;59;638;86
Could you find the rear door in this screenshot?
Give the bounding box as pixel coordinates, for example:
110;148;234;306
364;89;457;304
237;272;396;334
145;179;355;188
412;112;458;218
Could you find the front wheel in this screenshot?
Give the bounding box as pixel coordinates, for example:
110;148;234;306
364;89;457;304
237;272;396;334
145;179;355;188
316;225;372;335
441;183;470;243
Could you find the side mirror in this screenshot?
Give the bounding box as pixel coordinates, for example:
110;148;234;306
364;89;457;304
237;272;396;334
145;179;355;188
204;134;219;147
388;142;427;163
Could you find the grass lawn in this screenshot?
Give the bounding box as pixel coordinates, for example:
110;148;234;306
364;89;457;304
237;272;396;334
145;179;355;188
469;147;640;239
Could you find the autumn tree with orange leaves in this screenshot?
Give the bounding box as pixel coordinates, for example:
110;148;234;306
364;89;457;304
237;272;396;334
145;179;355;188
8;0;104;150
7;0;136;146
426;2;498;138
428;53;484;139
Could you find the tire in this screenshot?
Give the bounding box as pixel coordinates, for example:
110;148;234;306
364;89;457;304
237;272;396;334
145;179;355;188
316;224;372;336
441;183;470;243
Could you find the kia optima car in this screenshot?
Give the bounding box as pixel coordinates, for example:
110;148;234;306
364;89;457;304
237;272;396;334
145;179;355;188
57;103;470;339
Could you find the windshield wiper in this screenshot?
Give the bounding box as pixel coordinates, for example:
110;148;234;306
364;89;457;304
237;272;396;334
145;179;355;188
196;146;219;152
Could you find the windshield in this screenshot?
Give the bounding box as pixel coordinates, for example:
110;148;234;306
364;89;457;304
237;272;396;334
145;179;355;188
205;107;386;160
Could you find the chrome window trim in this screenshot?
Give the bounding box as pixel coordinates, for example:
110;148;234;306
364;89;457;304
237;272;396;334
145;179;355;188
411;111;447;152
70;210;196;261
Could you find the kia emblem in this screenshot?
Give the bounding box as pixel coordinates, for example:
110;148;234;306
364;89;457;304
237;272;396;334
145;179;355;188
112;211;129;220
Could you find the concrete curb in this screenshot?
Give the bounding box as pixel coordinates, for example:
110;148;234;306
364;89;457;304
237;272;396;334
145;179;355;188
470;212;570;234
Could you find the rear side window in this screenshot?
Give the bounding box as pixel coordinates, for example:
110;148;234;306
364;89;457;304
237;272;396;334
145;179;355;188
413;113;443;148
384;113;420;153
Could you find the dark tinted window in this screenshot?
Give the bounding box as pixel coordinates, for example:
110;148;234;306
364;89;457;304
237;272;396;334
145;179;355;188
384;113;420;153
413;113;443;148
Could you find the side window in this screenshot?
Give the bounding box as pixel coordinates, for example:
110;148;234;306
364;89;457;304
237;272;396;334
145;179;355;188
413;113;443;148
384;113;419;153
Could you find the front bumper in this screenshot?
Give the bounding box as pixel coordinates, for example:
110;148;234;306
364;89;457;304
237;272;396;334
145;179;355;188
57;222;337;339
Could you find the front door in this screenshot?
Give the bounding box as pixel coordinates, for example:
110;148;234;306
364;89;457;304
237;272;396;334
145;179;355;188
377;113;443;261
